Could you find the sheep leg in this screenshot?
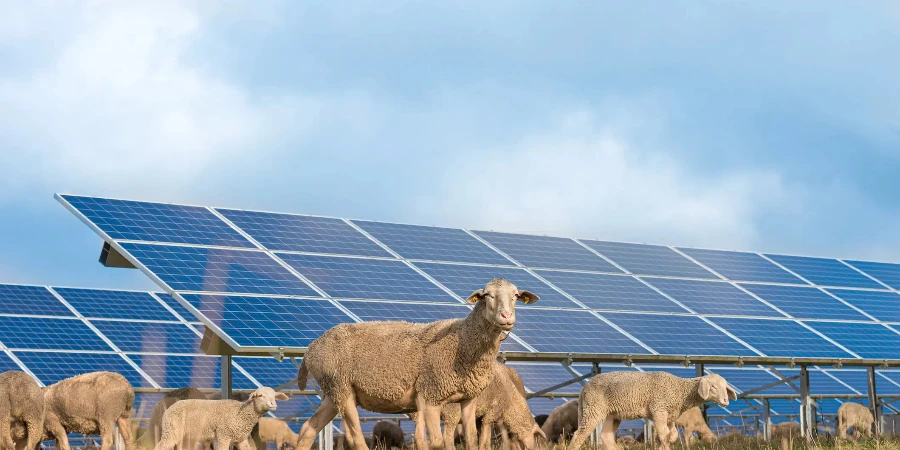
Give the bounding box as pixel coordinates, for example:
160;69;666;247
441;409;460;449
599;419;619;450
496;423;510;450
421;403;445;450
0;413;15;450
413;408;427;450
458;398;477;450
477;418;492;450
338;397;369;450
45;417;71;450
295;397;339;450
566;411;604;450
99;422;116;450
118;415;136;450
650;412;670;450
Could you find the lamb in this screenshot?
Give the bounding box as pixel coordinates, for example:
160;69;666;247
153;387;288;450
540;400;578;444
566;372;736;450
371;421;404;449
294;278;538;450
670;407;716;444
206;392;264;450
258;418;298;450
1;371;44;450
42;371;137;450
838;402;874;440
149;388;208;447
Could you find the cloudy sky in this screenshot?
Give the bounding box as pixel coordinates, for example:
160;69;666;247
0;1;898;290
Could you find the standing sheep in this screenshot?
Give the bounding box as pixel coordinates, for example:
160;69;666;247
670;407;716;444
566;372;736;450
206;393;264;450
371;422;403;450
43;371;137;450
258;418;298;450
1;371;44;450
149;388;208;448
540;400;578;444
153;387;288;450
838;402;874;440
295;278;539;450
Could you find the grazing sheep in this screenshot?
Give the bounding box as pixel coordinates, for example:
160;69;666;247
533;415;548;428
149;388;208;447
540;400;578;444
670;407;716;444
153;387;288;450
43;371;137;450
566;372;736;450
617;435;636;445
205;393;264;450
838;402;874;440
258;418;298;450
295;278;538;450
10;420;51;450
371;422;404;449
1;371;44;450
770;422;800;449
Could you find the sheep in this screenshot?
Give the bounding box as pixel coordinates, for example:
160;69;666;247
149;388;208;448
566;372;736;450
670;407;716;444
533;416;548;428
1;371;44;450
295;278;538;450
42;371;137;450
838;402;874;440
616;435;636;445
540;400;578;444
258;418;298;450
153;387;288;450
371;422;404;449
205;393;264;450
769;422;800;450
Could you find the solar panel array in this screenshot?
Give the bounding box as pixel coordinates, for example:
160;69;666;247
57;194;900;362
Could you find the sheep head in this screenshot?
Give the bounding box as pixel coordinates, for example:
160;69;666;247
245;387;290;414
466;278;539;331
697;374;737;407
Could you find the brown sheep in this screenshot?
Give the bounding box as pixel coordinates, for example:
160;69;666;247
1;371;44;450
43;371;137;450
540;400;578;444
371;421;404;449
258;418;298;450
838;402;874;440
295;278;538;450
670;407;716;444
149;388;208;448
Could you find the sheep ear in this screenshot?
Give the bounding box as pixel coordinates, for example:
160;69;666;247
726;385;737;401
698;377;711;400
534;424;547;441
275;392;290;401
466;289;485;304
517;290;539;304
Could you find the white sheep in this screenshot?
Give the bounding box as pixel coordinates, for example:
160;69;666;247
43;371;137;450
258;418;298;450
295;278;538;450
838;402;874;440
149;387;208;448
566;372;736;450
153;387;288;450
670;407;716;444
540;400;578;444
1;371;45;450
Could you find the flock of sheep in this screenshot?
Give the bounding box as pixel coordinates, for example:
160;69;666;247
0;278;881;450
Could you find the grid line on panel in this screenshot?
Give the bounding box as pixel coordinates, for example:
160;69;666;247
843;260;900;290
707;317;856;359
827;289;900;323
149;292;196;323
534;270;686;313
128;353;255;389
764;254;884;289
802;321;900;360
473;231;623;273
677;248;805;285
0;284;74;317
0;350;29;376
89;320;204;354
0;315;113;351
578;239;717;280
643;277;784;318
839;259;893;290
14;351;150;388
740;284;871;321
54;288;183;321
511;308;649;354
601;313;758;357
353;220;511;265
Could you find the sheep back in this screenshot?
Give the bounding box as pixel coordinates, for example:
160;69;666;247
541;400;578;443
580;371;701;422
43;371;134;436
149;388;207;445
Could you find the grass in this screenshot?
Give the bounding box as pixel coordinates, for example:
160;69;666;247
536;435;900;450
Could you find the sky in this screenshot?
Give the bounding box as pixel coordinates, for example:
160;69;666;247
0;1;898;291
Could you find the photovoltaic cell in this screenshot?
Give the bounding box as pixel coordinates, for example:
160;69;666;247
511;308;647;354
121;243;319;297
354;221;511;265
179;294;354;349
507;363;584;394
55;288;180;321
217;209;392;257
61;195;254;248
90;320;202;354
527;398;569;416
473;231;622;273
602;313;757;357
644;278;783;317
803;321;900;359
0;317;111;351
844;260;900;289
128;354;256;389
0;285;72;316
277;253;455;302
764;254;883;289
827;370;900;395
741;284;869;321
580;240;715;279
708;317;854;358
707;368;794;395
774;369;855;395
677;248;804;284
415;263;577;308
534;270;685;312
827;289;900;323
272;395;322;421
133;394;166;419
0;352;22;372
154;293;199;322
14;351;147;387
234;357;312;390
876;372;900;395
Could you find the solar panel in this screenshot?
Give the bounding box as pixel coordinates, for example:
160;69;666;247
775;369;855;395
507;363;583;394
13;351;147;387
473;231;622;273
234;357;307;390
121;243;320;296
0;285;72;316
90;320;202;354
677;248;804;284
826;289;900;323
527;398;570;416
707;368;794;395
875;372;900;394
415;263;576;308
826;370;900;395
580;240;716;279
55;288;180;321
179;294;354;349
645;278;783;317
354;221;510;265
277;253;455;302
60;195;254;248
154;293;199;322
0;317;111;351
533;270;686;313
707;318;854;358
0;351;22;372
134;393;167;419
764;254;883;289
272;395;322;420
511;308;647;354
844;260;900;290
803;321;900;359
128;353;256;389
740;284;869;321
601;313;757;357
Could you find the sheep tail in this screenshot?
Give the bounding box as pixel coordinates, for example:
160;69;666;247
297;360;309;390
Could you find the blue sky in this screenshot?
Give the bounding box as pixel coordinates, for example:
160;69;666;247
0;2;898;290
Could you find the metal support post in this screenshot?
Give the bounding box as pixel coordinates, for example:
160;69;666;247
868;366;882;436
696;364;708;424
221;355;232;400
318;422;334;450
115;425;125;450
644;420;654;445
764;399;771;442
799;366;814;440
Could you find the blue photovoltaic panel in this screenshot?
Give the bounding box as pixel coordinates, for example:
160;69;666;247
90;320;201;354
764;254;883;289
121;243;319;297
534;270;685;312
511;308;647;354
179;294;353;349
876;372;900;394
507;363;584;394
218;209;392;257
775;369;855;395
55;288;179;321
645;278;783;317
234;357;311;390
580;240;716;279
602;313;757;357
278;253;455;302
133;394;166;419
827;370;900;395
155;293;199;322
0;352;22;372
14;351;146;387
129;354;256;389
846;260;900;289
708;368;794;395
741;284;869;321
803;321;900;359
828;289;900;323
61;195;254;248
473;231;622;273
708;317;854;358
0;317;111;351
415;263;577;308
354;221;511;265
0;285;72;316
527;398;570;416
273;396;322;420
677;248;804;284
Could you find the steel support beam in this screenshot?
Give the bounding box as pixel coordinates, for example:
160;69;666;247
763;399;771;442
318;423;333;450
221;355;232;400
799;366;815;440
868;366;882;436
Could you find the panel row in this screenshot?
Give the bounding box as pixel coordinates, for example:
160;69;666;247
0;284;196;322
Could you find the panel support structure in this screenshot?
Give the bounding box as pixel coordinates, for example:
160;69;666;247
763;399;771;442
318;423;333;450
868;366;882;436
221;355;232;400
799;366;814;440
